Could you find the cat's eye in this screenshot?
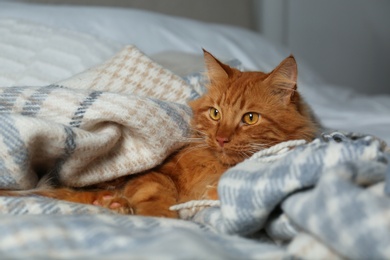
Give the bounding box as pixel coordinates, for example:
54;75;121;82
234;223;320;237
209;107;221;121
242;112;259;125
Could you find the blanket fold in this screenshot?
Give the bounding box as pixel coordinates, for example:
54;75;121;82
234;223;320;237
283;161;390;259
196;132;389;258
0;46;193;188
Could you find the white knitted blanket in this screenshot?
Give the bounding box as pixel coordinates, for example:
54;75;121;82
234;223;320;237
0;46;194;188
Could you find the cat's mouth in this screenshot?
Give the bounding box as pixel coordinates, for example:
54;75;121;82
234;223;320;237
206;139;255;166
213;147;249;166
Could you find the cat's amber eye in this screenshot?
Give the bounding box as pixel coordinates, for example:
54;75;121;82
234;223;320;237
242;112;259;125
209;107;221;121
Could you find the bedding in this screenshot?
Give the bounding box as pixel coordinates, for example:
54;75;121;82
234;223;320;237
1;1;389;144
0;1;390;259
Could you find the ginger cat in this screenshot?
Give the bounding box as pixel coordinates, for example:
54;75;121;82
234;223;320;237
0;51;319;218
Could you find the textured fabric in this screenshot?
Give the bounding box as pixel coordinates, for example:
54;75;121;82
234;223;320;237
0;47;389;259
0;46;193;188
186;133;390;259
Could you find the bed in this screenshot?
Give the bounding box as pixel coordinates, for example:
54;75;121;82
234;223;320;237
0;1;389;259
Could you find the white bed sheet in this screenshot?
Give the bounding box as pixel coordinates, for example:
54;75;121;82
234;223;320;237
0;1;389;143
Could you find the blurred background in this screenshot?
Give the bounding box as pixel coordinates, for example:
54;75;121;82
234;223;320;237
14;0;390;95
256;0;390;96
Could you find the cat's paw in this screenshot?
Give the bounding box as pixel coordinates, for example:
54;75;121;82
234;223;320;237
202;184;219;200
93;194;134;215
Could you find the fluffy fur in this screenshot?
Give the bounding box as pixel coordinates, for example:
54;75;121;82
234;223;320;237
0;51;320;218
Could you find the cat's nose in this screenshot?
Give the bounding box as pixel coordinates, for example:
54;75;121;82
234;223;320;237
216;136;230;147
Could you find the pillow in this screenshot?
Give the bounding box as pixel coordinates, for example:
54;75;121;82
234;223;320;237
0;18;121;87
0;1;324;85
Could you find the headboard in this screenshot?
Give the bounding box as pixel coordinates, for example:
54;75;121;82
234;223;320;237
16;0;257;30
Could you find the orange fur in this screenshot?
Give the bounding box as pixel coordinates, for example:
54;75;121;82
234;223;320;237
0;51;320;218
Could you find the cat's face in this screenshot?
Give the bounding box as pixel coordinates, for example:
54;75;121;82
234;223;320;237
189;50;318;166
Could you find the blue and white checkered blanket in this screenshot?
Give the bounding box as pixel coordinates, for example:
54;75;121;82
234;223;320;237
0;46;389;259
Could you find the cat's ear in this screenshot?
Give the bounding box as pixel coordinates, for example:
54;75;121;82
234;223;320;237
267;55;298;104
203;49;233;83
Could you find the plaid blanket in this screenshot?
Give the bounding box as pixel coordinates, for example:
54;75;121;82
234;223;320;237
0;46;389;259
0;46;193;189
190;132;390;258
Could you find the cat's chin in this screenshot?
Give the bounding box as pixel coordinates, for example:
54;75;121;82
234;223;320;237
214;150;244;167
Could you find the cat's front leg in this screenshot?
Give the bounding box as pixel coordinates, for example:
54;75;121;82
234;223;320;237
203;183;219;200
201;175;221;200
122;171;179;218
27;188;134;215
92;192;134;215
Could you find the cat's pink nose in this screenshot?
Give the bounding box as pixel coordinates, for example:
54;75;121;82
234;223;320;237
216;136;229;147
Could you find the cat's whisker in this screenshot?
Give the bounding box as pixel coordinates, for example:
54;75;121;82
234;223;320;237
190;129;208;139
158;132;206;145
238;151;250;161
229;143;272;156
162;128;207;145
248;142;278;151
177;137;205;144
